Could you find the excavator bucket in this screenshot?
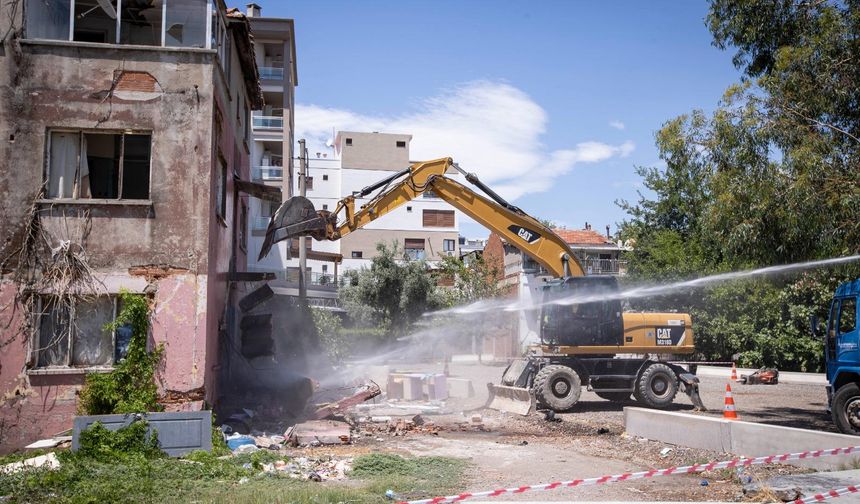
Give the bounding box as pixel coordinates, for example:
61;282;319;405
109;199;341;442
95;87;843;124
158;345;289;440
258;196;328;260
485;358;536;416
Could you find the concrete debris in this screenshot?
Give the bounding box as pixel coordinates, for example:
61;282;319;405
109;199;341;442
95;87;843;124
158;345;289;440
359;417;442;437
290;420;352;446
261;456;352;481
24;436;72;450
1;452;61;474
387;372;449;401
312;383;382;420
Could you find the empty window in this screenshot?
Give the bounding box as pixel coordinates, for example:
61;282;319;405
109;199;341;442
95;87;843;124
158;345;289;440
423;209;455;227
322;174;329;181
322;265;328;273
345;138;353;146
840;298;857;334
406;206;412;212
26;0;208;48
396;140;406;148
322;204;329;210
351;251;363;259
404;238;426;260
443;239;456;252
46;131;151;200
34;295;132;368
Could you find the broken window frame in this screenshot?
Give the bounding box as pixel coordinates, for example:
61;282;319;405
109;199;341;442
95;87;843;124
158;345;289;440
29;295;129;371
44;129;153;202
25;0;215;49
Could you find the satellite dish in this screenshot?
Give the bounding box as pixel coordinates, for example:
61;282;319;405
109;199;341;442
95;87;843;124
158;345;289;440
97;0;118;19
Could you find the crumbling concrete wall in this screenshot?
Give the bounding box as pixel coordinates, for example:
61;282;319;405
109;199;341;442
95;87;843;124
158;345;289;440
0;8;246;450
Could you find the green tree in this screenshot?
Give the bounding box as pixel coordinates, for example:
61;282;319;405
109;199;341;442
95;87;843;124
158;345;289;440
435;254;502;307
616;0;860;371
340;242;441;338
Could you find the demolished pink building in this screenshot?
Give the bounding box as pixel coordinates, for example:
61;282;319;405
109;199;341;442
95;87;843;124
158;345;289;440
0;0;294;452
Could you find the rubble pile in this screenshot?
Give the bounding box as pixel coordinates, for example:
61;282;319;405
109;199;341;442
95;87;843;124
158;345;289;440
259;456;352;481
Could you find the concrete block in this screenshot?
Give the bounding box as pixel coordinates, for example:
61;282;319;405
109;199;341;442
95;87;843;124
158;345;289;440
402;374;424;400
446;378;476;398
291;420;351;445
624;407;860;470
426;374;448;401
386;375;404;400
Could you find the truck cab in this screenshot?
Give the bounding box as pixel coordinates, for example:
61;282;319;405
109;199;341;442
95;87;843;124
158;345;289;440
822;279;860;434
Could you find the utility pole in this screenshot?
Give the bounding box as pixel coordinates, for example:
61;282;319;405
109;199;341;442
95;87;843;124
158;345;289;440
298;139;307;300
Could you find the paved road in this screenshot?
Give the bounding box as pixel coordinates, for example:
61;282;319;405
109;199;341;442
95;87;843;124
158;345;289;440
399;361;835;433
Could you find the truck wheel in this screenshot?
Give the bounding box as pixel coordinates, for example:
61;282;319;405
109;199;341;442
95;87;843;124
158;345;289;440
534;365;581;411
595;392;632;402
832;383;860;435
634;363;679;408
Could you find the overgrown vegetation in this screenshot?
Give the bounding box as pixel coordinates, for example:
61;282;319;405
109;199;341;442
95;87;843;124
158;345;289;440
0;446;466;503
77;291;164;415
618;0;860;371
76;421;164;462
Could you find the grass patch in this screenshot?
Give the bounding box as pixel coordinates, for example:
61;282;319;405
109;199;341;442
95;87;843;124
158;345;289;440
0;450;467;503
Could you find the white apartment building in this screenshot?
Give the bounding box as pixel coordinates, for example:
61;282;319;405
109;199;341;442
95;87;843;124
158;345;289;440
243;4;297;274
284;131;461;283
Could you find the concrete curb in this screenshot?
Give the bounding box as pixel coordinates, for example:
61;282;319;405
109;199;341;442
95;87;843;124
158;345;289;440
695;365;827;385
624;407;856;470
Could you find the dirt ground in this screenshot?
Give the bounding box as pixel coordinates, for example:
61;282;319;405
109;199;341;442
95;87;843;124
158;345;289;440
314;361;832;501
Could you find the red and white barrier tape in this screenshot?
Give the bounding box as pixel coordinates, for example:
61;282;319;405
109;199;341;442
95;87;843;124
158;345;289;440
794;485;859;504
399;445;860;504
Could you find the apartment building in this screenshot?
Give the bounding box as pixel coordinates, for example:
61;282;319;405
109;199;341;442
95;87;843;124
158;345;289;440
0;0;274;450
244;3;297;274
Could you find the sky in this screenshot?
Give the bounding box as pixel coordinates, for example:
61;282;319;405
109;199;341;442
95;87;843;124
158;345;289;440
259;1;741;239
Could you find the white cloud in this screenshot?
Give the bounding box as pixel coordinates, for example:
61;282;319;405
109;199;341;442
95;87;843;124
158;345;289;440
295;81;634;200
609;120;625;130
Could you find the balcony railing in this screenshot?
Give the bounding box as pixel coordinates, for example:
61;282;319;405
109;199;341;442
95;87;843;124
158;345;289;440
252;167;284;181
252;115;284;129
259;66;285;80
285;269;346;289
583;258;628;276
253;216;271;231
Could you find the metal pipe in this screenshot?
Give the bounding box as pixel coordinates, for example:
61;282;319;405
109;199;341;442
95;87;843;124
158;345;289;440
298;139;307;300
356;167;410;197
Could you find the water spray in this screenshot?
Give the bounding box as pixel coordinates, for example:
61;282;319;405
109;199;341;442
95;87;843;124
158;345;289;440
434;254;860;316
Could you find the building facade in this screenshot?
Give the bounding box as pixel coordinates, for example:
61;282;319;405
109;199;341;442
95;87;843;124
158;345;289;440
244;3;297;275
0;0;273;451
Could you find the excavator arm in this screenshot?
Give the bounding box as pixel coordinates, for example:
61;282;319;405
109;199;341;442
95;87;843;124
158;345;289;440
260;157;584;277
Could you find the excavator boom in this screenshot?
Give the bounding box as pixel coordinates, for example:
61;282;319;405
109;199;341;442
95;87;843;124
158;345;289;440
260;157;583;277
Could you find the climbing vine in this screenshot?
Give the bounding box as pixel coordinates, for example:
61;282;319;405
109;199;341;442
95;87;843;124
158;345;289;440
78;291;164;415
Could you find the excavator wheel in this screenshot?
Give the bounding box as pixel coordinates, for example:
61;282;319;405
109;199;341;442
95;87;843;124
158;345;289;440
534;364;581;411
595;392;632;402
634;363;679;408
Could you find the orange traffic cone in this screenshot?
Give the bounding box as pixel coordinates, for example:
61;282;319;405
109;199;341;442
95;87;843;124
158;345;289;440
723;383;738;420
731;362;738;381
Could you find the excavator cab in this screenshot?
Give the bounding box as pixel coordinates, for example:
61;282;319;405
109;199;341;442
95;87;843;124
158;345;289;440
540;277;624;348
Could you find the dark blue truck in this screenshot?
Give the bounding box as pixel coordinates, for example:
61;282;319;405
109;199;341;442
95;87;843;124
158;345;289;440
818;279;860;434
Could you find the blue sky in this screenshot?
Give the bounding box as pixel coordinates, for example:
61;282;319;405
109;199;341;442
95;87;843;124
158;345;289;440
259;1;741;239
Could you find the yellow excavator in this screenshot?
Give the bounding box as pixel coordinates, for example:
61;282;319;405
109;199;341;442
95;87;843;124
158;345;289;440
259;158;705;414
